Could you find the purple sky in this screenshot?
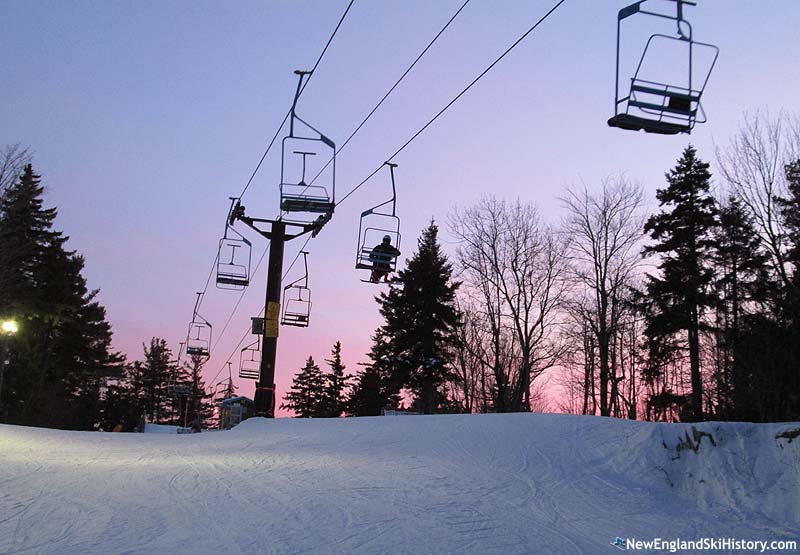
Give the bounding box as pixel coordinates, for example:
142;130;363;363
2;1;798;414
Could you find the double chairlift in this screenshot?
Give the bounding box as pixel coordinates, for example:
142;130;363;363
608;0;718;135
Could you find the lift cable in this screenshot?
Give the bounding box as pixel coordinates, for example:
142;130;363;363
298;0;472;197
338;0;568;206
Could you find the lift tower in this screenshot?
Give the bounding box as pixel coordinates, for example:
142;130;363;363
229;204;330;417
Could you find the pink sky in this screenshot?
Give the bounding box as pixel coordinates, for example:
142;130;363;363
2;1;798;415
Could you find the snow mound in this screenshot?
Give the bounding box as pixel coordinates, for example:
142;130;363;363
1;414;797;554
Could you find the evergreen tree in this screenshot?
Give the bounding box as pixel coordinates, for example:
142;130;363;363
0;165;121;429
321;341;351;417
347;366;384;417
778;159;800;295
643;146;718;421
711;196;769;418
376;221;461;414
184;354;213;429
281;356;325;417
140;338;175;423
347;331;400;416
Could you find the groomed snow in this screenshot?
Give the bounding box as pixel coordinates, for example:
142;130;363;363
1;414;798;554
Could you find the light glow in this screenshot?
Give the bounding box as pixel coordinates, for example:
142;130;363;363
1;320;18;334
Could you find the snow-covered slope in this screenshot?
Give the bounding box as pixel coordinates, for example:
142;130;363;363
1;414;798;554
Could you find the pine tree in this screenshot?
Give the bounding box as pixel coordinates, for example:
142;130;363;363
140;338;175;423
0;165;121;428
347;330;400;416
165;355;192;426
643;146;718;421
321;341;351;417
711;196;769;418
281;356;325;417
778;159;800;295
184;354;213;429
377;221;461;414
348;366;384;417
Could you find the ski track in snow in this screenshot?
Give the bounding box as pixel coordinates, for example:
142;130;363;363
0;414;798;554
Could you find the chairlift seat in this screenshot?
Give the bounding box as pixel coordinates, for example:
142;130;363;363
216;274;249;288
356;246;398;271
281;195;335;214
281;313;309;327
186;345;210;357
239;367;259;380
607;113;690;135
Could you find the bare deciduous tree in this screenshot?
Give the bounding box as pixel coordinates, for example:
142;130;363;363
560;177;645;416
716;111;800;289
0;144;32;193
450;196;567;412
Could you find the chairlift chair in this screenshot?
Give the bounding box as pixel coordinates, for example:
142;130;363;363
281;251;312;327
185;292;212;357
216;199;252;290
608;0;719;135
239;338;261;380
356;163;401;281
279;71;336;224
186;318;211;357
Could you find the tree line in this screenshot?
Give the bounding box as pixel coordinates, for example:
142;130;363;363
0;153;214;431
289;112;799;423
3;110;798;427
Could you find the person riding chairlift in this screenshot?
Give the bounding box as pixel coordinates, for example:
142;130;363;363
369;235;400;283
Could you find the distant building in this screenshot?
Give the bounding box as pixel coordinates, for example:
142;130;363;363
382;408;422;416
218;396;254;429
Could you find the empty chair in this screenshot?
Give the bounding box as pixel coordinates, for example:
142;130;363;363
185;292;212;357
239;339;261;380
281;251;312;327
216;236;251;290
608;0;719;135
279;71;336;224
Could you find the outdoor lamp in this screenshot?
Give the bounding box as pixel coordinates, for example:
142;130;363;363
1;320;18;334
